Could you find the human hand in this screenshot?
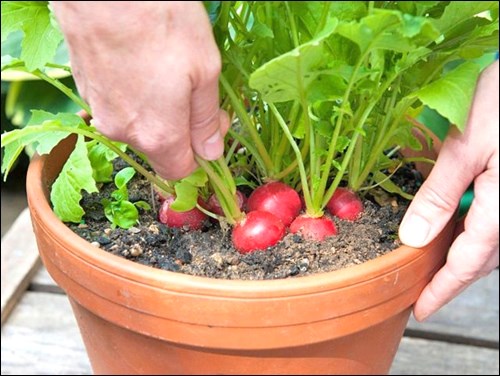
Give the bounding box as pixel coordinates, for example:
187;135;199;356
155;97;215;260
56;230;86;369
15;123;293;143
52;1;229;180
399;60;499;321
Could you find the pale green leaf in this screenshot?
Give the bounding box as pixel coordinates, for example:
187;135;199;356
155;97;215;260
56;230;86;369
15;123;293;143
249;17;338;102
1;1;40;41
372;171;414;200
1;1;63;71
28;110;84;128
86;140;126;183
181;168;208;187
413;61;482;131
104;200;139;229
1;111;83;178
134;201;151;211
434;2;498;36
336;11;401;53
251;22;274;38
51;136;98;223
115;167;136;189
170;181;199;212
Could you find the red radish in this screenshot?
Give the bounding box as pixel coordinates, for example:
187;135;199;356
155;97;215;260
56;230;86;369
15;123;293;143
290;215;337;241
158;196;207;230
208;190;247;216
326;188;364;221
232;211;285;254
247;182;301;227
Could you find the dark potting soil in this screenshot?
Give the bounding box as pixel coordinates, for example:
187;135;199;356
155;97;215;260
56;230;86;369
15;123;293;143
68;162;422;280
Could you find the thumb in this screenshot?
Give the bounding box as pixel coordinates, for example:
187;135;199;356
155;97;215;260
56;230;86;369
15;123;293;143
399;132;474;248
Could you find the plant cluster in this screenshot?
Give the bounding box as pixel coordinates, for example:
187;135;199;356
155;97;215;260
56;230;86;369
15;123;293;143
1;1;498;253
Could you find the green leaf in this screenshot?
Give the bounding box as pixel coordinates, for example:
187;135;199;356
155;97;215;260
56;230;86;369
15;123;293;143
307;73;347;103
87;141;113;183
111;188;127;202
1;111;84;178
336;10;440;55
103;200;139;229
134;201;151;211
413;61;482;131
170;181;199;212
249;17;338;102
181;168;208;187
336;11;404;53
115;167;136;189
50;136;98;223
372;171;414;200
86;140;126;183
251;22;274;39
1;1;63;71
434;2;498;36
234;175;257;189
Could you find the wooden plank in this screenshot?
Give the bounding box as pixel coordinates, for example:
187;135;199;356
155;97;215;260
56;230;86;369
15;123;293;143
1;292;92;375
30;265;64;294
406;270;499;346
391;337;499;375
1;208;41;325
1;190;27;238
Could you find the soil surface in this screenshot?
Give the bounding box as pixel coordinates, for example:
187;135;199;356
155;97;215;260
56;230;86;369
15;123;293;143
69;161;422;280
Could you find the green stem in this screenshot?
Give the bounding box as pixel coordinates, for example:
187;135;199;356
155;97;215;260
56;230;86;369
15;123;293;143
274;102;300;169
333;74;398;196
19;124;173;195
269;103;319;216
274;159;298;180
313;53;367;209
321;131;362;209
285;2;299;47
32;70;92;115
314;2;331;35
219;74;274;175
195;157;242;224
217;157;236;194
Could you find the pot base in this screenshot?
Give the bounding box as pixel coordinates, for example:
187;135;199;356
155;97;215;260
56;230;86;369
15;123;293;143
71;297;409;375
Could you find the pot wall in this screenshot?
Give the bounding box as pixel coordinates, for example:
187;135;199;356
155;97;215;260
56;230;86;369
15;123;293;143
26;139;455;374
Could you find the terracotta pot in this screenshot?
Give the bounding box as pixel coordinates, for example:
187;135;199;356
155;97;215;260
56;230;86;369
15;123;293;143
26;138;455;375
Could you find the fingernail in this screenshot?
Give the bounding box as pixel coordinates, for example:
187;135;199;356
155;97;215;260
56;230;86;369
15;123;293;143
399;214;431;248
202;131;223;160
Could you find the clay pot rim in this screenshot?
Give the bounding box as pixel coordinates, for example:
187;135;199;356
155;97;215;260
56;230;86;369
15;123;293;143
27;151;450;299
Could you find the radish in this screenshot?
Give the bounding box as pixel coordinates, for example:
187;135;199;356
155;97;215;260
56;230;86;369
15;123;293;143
290;215;337;241
326;188;364;221
232;211;285;254
158;196;207;230
247;181;301;227
208;190;247;216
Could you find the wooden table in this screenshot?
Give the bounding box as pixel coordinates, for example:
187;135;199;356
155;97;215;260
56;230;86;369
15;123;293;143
1;209;499;375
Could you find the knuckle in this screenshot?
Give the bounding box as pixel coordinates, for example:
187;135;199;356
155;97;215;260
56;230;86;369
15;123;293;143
448;265;477;286
197;52;222;84
418;185;457;214
191;109;219;130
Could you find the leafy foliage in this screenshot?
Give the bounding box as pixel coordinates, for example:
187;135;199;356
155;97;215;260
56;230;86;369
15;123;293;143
1;1;499;228
101;167;151;229
1;1;63;71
